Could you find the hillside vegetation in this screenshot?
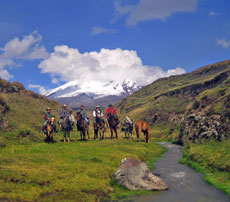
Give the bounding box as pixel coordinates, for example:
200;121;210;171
117;60;230;143
117;60;230;195
0;79;166;201
0;79;61;146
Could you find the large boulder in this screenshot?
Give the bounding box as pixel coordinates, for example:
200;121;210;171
114;158;168;191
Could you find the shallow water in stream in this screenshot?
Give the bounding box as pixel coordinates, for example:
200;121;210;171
129;142;230;202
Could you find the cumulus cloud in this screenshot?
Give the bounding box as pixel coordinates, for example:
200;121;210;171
0;31;49;80
91;26;117;35
114;0;199;25
28;84;49;95
39;46;185;87
216;37;230;48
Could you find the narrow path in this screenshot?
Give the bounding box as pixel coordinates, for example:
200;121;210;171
130;142;229;202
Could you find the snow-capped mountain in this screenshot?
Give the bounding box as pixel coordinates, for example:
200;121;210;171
46;79;141;109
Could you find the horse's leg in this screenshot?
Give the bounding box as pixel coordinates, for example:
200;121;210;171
67;130;70;143
110;128;113;139
64;130;66;143
115;128;118;139
94;128;96;139
87;128;90;140
83;130;86;141
47;131;50;143
146;132;149;143
135;127;141;140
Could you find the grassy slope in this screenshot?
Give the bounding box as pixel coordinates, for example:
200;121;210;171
0;80;166;201
180;140;230;195
116;60;230;195
0;87;61;146
0;130;165;202
117;60;230;134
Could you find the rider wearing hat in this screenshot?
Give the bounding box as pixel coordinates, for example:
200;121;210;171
93;105;104;126
78;105;90;125
42;107;57;133
106;104;119;125
59;104;70;127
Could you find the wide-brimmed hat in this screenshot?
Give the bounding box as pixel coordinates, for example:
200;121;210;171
108;104;113;107
46;107;51;110
96;105;100;108
63;104;67;107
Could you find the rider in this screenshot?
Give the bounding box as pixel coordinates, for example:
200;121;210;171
59;104;70;128
78;105;90;125
106;104;119;125
93;106;104;127
42;107;57;133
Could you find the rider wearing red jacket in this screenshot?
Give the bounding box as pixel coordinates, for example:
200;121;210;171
106;104;119;125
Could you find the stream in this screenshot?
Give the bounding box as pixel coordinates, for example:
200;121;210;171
129;142;229;202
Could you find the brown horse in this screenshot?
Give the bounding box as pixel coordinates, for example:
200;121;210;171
46;116;56;143
94;113;106;140
76;112;89;141
135;120;150;143
107;111;118;139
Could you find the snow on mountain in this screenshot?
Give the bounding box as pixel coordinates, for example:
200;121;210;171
46;79;141;99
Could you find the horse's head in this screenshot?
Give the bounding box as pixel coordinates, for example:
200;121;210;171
50;116;55;124
96;113;101;118
69;114;75;123
76;112;82;121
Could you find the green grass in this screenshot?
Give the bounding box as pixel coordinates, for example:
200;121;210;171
180;140;230;195
0;129;166;202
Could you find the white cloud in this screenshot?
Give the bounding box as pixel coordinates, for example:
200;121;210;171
114;0;199;25
216;37;230;48
209;11;219;16
28;84;49;95
39;46;185;87
0;31;49;80
0;69;13;80
91;26;116;35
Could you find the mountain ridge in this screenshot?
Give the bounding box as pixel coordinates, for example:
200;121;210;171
46;79;141;108
116;60;230;143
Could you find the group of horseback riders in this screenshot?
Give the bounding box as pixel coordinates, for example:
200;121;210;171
42;103;151;143
42;103;120;134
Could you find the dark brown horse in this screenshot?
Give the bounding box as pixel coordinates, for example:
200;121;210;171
94;113;106;140
107;111;118;139
46;116;56;143
135;120;150;143
76;112;89;141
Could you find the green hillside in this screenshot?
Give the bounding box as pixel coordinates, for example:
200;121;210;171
0;79;61;146
0;79;166;201
117;60;230;195
117;60;230;142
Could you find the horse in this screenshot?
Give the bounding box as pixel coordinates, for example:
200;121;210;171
107;111;118;139
121;116;134;138
135;120;150;143
62;114;75;143
76;112;90;141
94;113;106;140
46;116;56;143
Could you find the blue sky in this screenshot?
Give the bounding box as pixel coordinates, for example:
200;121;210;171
0;0;230;94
